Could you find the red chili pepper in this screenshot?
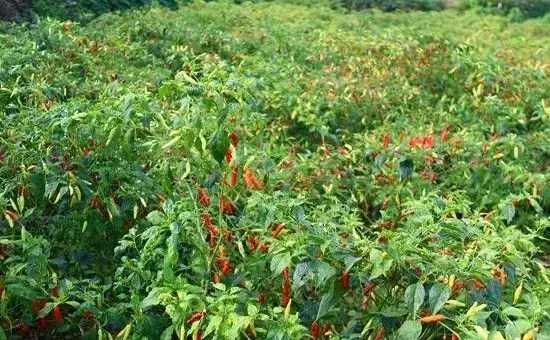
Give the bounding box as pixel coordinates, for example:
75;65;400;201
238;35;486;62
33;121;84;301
83;310;94;320
225;147;233;162
197;188;211;207
382;134;391;148
248;236;259;251
0;285;4;299
229;132;239;147
16;323;29;334
341;271;350;291
362;296;370;311
5;210;20;222
219;196;236;215
187;312;204;324
258;293;266;304
374;327;385;340
271;224;285;238
224;231;232;243
219;259;231;275
202;214;213;228
195;331;203;340
310;321;321;340
259;243;270;253
282;267;290;284
244;168;263;190
364;281;377;295
31;299;47;315
227;167;238;187
51;287;59;298
39;317;49;330
282;282;290;308
450;334;459;340
52;306;63;324
323;324;331;339
281;161;292;168
213;272;221;284
471;279;485;289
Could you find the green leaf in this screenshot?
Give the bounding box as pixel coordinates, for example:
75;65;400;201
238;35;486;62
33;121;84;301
405;283;425;314
502;306;526;319
343;255;362;273
313;261;336;287
397;320;422;340
210;131;230;164
140;288;161;309
160;326;174;340
428;283;451;314
316;292;333;320
399;158;414;180
146;211;165;225
370;249;393;279
270;253;291;275
293;262;311;288
502;203;516;225
6;283;38;300
37;302;56;319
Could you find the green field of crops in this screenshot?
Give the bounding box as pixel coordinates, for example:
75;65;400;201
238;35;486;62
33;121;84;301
1;1;550;339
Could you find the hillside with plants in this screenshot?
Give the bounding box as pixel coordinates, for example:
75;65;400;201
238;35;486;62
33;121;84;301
1;1;550;339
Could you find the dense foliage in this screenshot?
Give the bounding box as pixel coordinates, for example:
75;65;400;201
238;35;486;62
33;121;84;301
0;0;179;22
1;1;550;339
464;0;550;18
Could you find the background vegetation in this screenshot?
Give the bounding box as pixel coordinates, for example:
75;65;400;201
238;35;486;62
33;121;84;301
1;0;550;339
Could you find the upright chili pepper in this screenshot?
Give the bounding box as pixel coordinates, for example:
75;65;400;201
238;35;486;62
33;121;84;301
271;224;285;238
364;281;377;295
51;287;59;298
197;188;211;207
220;196;236;215
227;167;238;187
341;271;350;291
16;323;29;335
225;147;233;163
310;321;321;340
258;293;266;305
382;134;391;148
52;306;63;324
282;267;290;284
248;236;259;251
39;317;48;330
244;168;264;190
282;266;291;307
323;324;331;339
374;328;385;340
213;272;221;284
229;132;239;147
